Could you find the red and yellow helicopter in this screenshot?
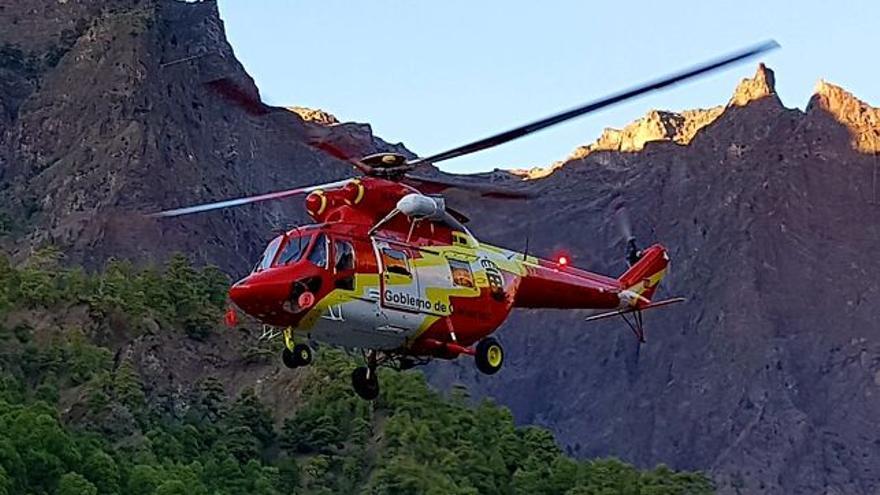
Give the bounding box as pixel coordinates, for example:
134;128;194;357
150;42;776;399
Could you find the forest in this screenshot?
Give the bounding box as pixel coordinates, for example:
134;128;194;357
0;249;713;494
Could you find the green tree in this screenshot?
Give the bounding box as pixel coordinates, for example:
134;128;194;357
126;464;163;495
57;472;97;495
17;246;64;308
83;450;120;494
0;255;17;316
227;389;275;450
113;358;146;412
0;465;10;495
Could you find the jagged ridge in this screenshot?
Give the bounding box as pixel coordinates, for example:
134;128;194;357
513;63;877;179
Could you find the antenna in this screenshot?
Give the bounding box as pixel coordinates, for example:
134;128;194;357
160;51;214;68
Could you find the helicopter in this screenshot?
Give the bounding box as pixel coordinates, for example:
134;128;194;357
150;41;777;399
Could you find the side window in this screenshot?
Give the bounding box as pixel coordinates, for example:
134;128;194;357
334;240;355;272
381;248;411;277
334;239;356;291
448;259;474;288
307;234;328;268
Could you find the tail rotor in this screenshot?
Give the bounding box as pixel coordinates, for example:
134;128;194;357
612;199;642;267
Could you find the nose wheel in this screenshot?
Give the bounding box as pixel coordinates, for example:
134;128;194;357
281;327;313;369
282;343;313;368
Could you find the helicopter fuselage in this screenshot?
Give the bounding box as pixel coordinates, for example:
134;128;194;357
228;177;669;360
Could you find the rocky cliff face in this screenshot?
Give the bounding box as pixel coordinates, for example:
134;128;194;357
4;2;880;494
432;67;880;495
0;0;405;275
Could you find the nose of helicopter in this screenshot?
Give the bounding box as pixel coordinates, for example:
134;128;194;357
228;275;290;319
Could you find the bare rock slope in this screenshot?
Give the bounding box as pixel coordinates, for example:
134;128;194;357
433;66;880;495
0;0;402;275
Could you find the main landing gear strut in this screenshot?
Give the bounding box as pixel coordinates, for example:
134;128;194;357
348;338;505;401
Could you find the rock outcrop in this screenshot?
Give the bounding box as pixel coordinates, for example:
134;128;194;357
513;64;782;179
568;107;725;158
808;80;880;153
287;106;340;125
728;62;779;107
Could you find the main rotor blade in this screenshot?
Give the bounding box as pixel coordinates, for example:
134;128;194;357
403;173;534;199
205;79;376;175
146;179;352;218
205;78;271;116
410;40;779;166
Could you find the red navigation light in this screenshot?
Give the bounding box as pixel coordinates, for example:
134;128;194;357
557;255;569;267
224;306;238;328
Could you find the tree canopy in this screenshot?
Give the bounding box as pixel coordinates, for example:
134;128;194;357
0;251;713;494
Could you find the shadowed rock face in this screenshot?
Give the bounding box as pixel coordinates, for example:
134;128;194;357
3;2;880;494
0;0;407;275
431;79;880;495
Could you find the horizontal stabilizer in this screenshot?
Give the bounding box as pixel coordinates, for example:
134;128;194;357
585;297;686;322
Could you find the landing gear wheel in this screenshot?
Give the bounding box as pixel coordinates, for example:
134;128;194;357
281;344;313;368
475;337;504;375
351;366;380;400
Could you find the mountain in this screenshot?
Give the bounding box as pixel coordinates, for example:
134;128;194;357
430;65;880;495
3;1;880;494
511;64;777;180
0;0;407;276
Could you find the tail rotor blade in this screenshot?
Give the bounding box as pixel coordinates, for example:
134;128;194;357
614;203;633;242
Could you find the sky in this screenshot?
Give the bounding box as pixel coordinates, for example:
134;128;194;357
216;1;879;174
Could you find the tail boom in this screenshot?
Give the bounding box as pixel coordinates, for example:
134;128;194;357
512;261;620;309
511;243;670;311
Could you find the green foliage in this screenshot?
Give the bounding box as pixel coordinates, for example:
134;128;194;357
275;350;714;495
0;250;229;340
0;254;714;494
82;450;120;494
57;472;97;495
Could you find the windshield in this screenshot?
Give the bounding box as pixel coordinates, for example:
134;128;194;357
276;234;313;266
255;235;283;272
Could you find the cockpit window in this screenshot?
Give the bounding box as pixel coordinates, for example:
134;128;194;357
255;236;283;272
307;234;328;268
277;234;312;266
